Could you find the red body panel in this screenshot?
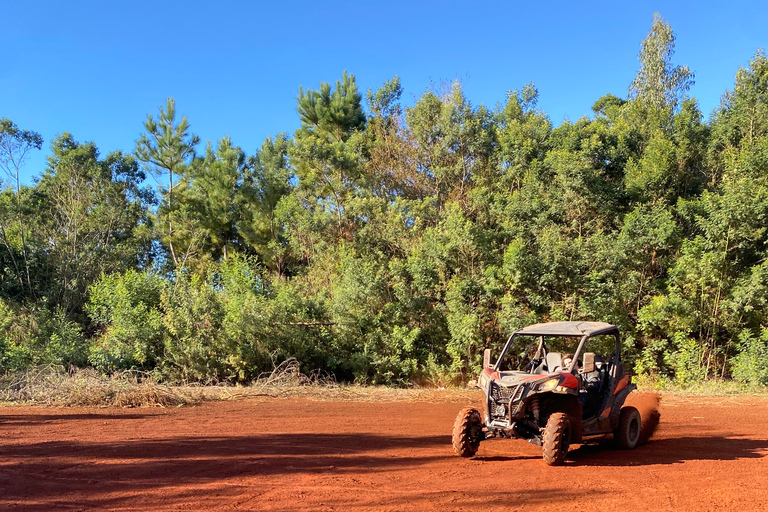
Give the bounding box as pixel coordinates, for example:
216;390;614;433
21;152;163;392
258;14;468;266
558;372;579;389
613;374;629;395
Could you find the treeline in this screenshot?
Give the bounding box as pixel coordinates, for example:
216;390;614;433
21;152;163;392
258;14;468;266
2;15;768;385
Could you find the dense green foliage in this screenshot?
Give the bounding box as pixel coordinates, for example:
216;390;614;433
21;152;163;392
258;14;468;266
2;15;768;385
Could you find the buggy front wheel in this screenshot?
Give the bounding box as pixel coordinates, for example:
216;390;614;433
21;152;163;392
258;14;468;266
452;407;483;457
542;412;571;466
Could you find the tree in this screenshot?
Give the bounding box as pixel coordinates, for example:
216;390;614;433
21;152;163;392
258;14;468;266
291;71;366;239
0;119;43;298
36;134;152;315
135;98;200;267
239;135;293;275
365;76;428;200
623;16;706;203
405;81;496;205
629;13;694;113
0;119;43;185
709;50;768;185
297;70;366;143
497;84;551;193
175;136;247;269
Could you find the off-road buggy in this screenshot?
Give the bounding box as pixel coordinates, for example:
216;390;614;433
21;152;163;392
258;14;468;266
452;321;641;465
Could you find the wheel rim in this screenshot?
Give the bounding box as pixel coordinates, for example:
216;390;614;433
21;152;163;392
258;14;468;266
469;419;481;446
628;417;639;443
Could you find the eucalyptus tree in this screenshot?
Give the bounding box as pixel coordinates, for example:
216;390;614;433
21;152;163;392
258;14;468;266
709;50;768;185
365;76;428;200
0;119;43;187
623;14;707;204
496;84;551;193
629;12;694;113
36;134;152;315
636;51;768;380
0;119;43;298
404;82;496;207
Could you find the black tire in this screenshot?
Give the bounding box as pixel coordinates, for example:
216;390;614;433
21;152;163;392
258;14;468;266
452;407;483;457
615;406;642;449
542;412;571;466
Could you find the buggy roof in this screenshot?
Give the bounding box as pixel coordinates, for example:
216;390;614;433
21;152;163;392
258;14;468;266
514;321;617;337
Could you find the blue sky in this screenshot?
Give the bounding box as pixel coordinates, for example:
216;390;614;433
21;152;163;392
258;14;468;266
2;1;767;184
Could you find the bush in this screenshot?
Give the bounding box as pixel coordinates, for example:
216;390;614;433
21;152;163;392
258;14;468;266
731;329;768;386
635;338;674;377
218;254;282;380
0;299;32;370
219;255;339;382
36;309;88;368
87;270;165;372
161;272;227;383
0;300;86;370
670;332;707;385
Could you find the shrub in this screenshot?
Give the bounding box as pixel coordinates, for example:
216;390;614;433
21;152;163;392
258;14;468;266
36;309;88;368
87;270;166;372
0;300;86;370
161;272;226;383
0;299;32;370
670;332;707;385
731;329;768;386
635;338;674;377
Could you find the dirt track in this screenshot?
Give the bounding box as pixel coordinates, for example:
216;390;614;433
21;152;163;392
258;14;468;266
1;392;767;511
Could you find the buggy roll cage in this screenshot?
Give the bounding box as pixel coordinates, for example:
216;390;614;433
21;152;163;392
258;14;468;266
492;321;621;374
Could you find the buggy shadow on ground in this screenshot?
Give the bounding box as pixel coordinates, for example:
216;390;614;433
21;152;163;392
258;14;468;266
567;435;768;466
1;395;768;511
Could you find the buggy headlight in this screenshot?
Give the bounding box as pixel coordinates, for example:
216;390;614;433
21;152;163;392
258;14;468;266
538;378;559;391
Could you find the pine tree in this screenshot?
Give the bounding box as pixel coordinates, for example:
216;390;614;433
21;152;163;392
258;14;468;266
135;98;199;267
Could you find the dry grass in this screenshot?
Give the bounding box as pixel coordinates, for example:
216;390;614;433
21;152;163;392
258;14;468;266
4;362;767;409
202;358;480;403
9;367;768;411
0;366;199;407
0;360;480;407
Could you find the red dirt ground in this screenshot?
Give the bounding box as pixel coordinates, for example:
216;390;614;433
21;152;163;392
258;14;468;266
1;392;767;511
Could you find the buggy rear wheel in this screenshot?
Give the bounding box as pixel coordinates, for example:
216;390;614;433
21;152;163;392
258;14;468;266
615;406;642;449
452;407;483;457
542;412;571;466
